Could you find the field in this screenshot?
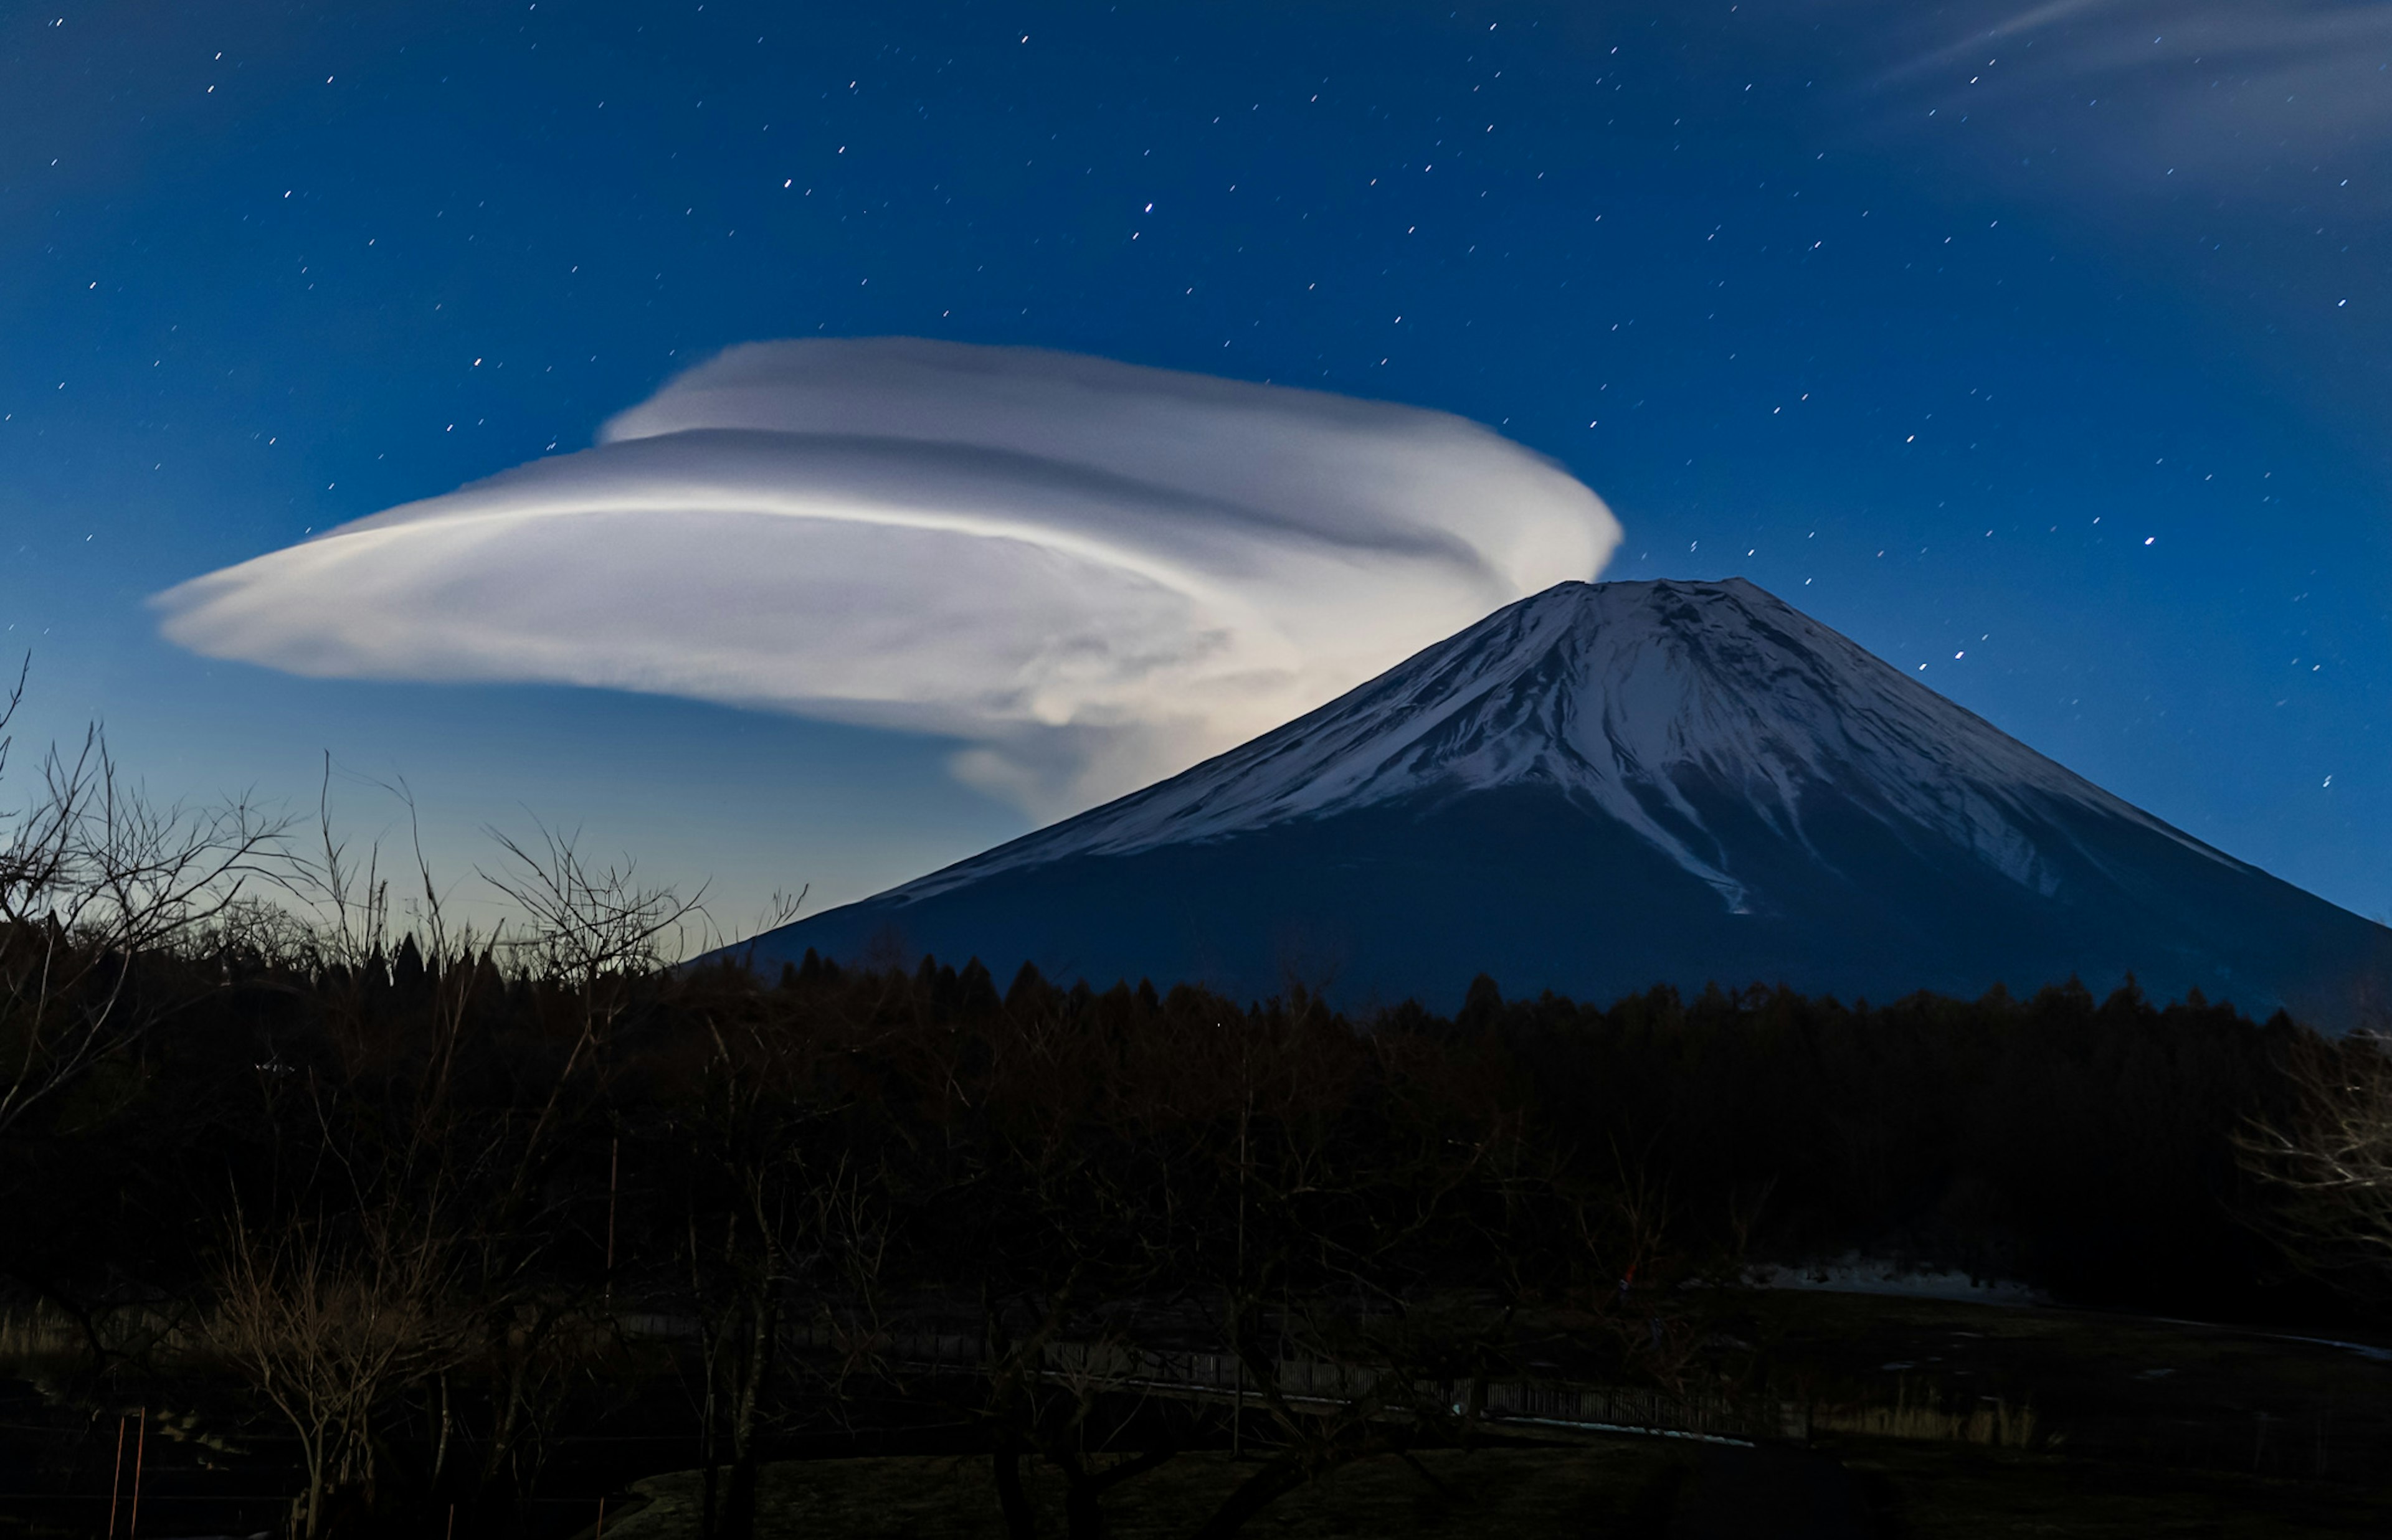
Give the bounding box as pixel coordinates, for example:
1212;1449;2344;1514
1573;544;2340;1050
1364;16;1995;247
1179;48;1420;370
511;1293;2392;1540
594;1435;2392;1540
5;1287;2389;1535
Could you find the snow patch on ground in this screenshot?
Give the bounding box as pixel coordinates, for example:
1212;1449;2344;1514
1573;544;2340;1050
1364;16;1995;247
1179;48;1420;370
1748;1255;2048;1306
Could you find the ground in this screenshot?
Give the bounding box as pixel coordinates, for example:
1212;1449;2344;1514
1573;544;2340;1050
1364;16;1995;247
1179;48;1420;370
592;1289;2392;1540
595;1435;2392;1539
7;1289;2391;1536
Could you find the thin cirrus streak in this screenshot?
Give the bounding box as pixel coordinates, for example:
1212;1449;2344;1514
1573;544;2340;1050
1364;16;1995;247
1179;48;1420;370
1869;0;2392;196
154;338;1623;817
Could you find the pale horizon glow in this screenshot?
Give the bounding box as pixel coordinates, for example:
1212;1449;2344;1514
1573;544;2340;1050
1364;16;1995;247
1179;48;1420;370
154;338;1622;816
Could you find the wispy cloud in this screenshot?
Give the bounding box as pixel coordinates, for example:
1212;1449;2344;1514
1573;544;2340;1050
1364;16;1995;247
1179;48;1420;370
1877;1;2392;198
155;339;1620;816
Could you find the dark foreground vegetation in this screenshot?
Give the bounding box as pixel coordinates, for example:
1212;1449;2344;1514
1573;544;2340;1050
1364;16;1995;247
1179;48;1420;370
4;698;2391;1539
9;919;2392;1536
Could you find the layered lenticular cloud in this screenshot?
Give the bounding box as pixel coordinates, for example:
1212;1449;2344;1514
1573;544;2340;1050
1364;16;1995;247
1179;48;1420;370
155;339;1621;814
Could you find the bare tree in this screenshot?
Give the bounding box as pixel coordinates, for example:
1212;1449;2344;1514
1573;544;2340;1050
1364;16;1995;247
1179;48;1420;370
254;782;685;1531
283;755;399;973
482;823;705;998
672;991;900;1540
2239;1029;2392;1299
0;664;289;1136
1167;1004;1497;1540
209;1209;468;1538
424;822;678;1529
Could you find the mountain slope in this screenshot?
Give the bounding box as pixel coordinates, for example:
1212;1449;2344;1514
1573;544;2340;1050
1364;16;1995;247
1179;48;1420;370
737;579;2391;1031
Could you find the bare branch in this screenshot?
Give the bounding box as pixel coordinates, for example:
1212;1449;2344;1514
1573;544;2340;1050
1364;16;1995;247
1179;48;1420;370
0;667;296;1134
2238;1029;2392;1295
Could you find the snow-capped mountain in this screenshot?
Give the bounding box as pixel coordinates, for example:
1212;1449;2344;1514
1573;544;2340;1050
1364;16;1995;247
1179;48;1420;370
888;579;2208;914
738;580;2391;1031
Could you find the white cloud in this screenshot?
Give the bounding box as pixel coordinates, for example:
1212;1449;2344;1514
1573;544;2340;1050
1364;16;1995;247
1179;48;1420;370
156;339;1620;816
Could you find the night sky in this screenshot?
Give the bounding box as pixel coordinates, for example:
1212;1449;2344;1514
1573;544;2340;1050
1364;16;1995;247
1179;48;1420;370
4;1;2389;933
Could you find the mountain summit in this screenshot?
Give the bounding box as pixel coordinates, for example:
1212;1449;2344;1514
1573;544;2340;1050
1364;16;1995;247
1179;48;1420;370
741;580;2391;1030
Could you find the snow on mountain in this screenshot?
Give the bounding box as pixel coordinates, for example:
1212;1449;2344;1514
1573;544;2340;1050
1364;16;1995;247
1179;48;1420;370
890;579;2229;914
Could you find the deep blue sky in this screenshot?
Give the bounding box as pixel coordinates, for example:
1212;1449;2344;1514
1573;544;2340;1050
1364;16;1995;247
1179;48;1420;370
4;0;2389;932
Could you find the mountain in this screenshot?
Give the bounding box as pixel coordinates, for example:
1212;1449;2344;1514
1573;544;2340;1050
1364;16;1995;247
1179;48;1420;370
733;579;2392;1032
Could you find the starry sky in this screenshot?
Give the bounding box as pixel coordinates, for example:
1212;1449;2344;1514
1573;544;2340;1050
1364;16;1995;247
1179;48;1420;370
4;0;2390;935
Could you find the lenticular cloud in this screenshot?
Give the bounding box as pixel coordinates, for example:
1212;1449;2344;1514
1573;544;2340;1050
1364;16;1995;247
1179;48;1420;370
155;339;1621;813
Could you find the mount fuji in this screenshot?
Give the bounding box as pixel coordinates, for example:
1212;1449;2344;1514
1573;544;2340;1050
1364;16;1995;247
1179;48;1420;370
734;579;2392;1031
